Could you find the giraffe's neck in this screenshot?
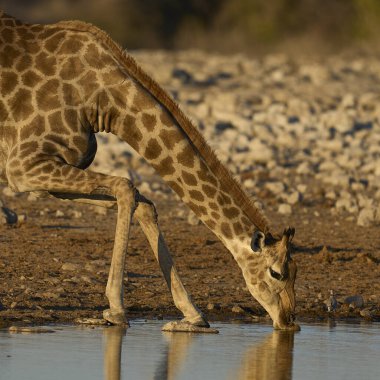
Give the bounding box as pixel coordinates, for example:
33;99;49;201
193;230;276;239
89;82;253;254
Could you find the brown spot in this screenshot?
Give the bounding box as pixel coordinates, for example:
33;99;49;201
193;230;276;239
15;54;32;72
141;113;156;132
182;171;197;186
220;222;233;239
19;141;38;156
49;111;70;135
20;115;44;140
120;115;142;149
102;69;123;85
35;51;57;76
197;161;218;186
249;266;258;275
189;190;204;202
0;101;8;122
44;31;66;53
133;87;156;110
21;70;42;88
77;71;99;95
159;129;183;150
145;139;162;160
241;216;251;227
177;144;194;168
202;184;217;198
217;193;232;206
57;38;83;55
211;212;220;220
208;201;219;211
204;219;216;229
108;87;126;109
73;136;88;152
64;109;79;127
258;283;266;292
0;45;20;67
9;88;33;122
1;71;18;96
223;206;240;219
36;79;61;111
167;180;185;198
233;221;244;235
60;57;85;80
62;83;82;106
160;111;174;126
42;141;58;156
1;27;15;43
154;156;175;177
84;43;114;69
258;271;265;280
188;201;207;216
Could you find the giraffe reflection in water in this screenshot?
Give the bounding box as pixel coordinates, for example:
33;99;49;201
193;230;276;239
103;326;295;380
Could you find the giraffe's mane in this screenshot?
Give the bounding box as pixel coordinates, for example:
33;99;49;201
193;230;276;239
52;20;270;233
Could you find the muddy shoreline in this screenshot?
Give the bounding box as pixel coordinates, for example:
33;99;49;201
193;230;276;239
1;194;379;327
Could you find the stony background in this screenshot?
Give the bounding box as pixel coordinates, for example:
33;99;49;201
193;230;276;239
1;50;380;325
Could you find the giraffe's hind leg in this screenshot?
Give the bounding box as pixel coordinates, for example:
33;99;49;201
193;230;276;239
8;162;135;326
133;195;215;331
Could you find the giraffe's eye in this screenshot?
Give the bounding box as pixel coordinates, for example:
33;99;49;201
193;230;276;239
269;267;284;281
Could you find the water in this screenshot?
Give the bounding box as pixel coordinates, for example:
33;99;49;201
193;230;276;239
0;320;379;380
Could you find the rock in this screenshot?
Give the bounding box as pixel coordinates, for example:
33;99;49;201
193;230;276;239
278;204;292;215
286;191;301;205
266;182;285;195
187;211;201;226
70;210;82;219
357;208;376;227
61;263;81;271
344;295;364;309
359;308;373;319
231;305;245;313
55;210;65;218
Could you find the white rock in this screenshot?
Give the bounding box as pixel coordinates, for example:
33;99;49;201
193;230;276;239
357;208;376;227
55;210;65;218
278;204;292;215
266;182;285;195
286;191;301;205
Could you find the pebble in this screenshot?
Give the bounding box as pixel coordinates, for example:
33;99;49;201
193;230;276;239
278;204;292;215
61;263;81;271
231;305;245;313
357;208;376;226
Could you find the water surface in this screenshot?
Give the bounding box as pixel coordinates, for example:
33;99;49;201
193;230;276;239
0;320;379;380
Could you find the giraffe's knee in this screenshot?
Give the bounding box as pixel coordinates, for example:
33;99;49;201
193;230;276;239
134;198;158;224
110;178;136;208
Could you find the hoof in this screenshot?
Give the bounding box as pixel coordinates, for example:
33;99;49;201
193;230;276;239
162;321;219;333
103;309;130;327
75;318;108;326
181;315;210;328
274;322;301;332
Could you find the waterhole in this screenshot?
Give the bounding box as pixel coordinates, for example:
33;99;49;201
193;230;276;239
0;320;379;379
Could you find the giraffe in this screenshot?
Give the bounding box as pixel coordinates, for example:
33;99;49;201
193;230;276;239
0;10;299;331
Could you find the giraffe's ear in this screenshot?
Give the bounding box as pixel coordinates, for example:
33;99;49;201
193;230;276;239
251;230;265;252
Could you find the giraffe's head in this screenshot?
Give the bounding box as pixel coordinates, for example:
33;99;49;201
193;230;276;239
246;227;299;331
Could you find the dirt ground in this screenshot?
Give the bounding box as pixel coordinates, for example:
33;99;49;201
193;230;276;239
0;178;379;328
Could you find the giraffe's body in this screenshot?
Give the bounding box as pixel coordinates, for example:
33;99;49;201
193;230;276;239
0;10;299;330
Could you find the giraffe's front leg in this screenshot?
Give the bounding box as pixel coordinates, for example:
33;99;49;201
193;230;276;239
134;196;218;333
